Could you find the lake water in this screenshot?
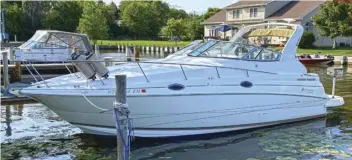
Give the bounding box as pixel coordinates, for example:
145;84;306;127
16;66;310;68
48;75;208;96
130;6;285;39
1;65;352;160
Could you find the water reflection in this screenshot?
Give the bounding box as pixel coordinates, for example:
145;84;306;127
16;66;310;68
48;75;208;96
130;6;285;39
0;65;351;160
15;104;23;116
5;105;12;136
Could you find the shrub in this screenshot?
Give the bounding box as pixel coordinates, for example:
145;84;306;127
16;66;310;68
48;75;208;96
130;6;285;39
299;31;316;48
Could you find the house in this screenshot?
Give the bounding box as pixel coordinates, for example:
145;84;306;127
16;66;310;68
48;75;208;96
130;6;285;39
200;0;352;47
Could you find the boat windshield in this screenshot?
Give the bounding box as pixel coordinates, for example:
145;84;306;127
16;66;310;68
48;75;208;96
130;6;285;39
19;31;89;53
173;40;203;55
188;40;282;61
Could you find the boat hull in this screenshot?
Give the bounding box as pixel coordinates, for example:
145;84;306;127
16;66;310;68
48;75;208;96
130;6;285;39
298;59;333;65
30;93;328;137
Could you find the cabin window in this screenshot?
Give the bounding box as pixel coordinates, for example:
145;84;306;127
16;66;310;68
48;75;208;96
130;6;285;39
250;8;258;18
188;41;281;61
243;48;281;61
233;10;240;19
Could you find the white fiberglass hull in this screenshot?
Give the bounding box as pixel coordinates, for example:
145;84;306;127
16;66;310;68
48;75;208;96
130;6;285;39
30;93;327;137
17;23;345;138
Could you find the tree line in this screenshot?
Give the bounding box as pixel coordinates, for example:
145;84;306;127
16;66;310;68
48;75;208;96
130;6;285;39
2;1;221;42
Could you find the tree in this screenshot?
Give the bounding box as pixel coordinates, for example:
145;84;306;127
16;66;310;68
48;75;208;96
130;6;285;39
168;8;188;19
102;2;122;39
78;2;108;43
21;1;55;39
118;0;134;13
42;1;83;32
120;2;151;39
299;31;316;48
120;1;169;39
313;0;352;46
150;1;170;38
187;13;204;40
202;8;221;20
162;18;188;40
3;3;25;40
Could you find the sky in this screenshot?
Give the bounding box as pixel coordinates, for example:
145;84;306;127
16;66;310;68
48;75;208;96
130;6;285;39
102;0;238;14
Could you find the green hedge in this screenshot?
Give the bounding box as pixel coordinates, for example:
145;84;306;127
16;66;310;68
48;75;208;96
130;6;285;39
299;31;316;48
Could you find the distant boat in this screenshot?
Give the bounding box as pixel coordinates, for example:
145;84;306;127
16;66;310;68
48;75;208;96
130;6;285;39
297;54;334;65
11;30;93;63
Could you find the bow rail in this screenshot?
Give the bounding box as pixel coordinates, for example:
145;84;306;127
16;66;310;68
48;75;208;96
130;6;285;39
9;59;277;88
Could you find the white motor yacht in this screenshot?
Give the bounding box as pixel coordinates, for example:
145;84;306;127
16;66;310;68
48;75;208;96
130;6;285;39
12;30;92;62
19;23;344;137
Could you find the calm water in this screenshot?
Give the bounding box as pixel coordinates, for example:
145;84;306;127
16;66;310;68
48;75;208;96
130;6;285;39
1;65;352;160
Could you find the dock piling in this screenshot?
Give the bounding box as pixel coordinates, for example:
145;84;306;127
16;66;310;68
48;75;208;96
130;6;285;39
126;46;132;62
2;51;9;88
104;57;114;67
95;44;100;56
12;62;21;82
341;56;348;65
160;48;165;58
9;47;14;63
134;46;140;62
114;75;130;160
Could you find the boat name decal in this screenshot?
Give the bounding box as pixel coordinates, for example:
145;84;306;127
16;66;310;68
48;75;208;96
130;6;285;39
301;88;315;94
108;89;146;95
297;78;316;81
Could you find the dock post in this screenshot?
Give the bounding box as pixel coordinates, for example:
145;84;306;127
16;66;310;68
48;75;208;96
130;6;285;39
341;56;348;65
126;46;132;62
12;62;21;82
134;46;140;62
7;47;14;64
171;46;175;54
166;46;169;54
104;57;113;67
160;48;165;58
155;46;159;57
2;51;9;88
114;75;130;160
95;44;100;56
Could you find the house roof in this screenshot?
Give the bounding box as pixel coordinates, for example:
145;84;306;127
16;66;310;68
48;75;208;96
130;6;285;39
201;0;325;25
225;0;271;9
201;9;227;24
267;0;325;20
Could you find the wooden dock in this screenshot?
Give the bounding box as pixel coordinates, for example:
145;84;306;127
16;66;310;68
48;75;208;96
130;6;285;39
1;95;37;105
1;63;74;84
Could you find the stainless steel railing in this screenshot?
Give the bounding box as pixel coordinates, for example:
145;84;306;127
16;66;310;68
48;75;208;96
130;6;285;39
11;58;277;88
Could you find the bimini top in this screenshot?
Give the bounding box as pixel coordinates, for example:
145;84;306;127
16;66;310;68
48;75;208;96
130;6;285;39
247;28;294;38
19;30;93;53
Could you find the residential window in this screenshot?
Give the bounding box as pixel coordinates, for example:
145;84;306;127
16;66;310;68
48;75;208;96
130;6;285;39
232;10;240;19
250;8;258;18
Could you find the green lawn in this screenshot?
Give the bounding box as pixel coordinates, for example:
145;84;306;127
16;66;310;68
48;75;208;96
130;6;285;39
297;47;352;56
271;47;352;56
94;40;192;47
94;40;352;56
